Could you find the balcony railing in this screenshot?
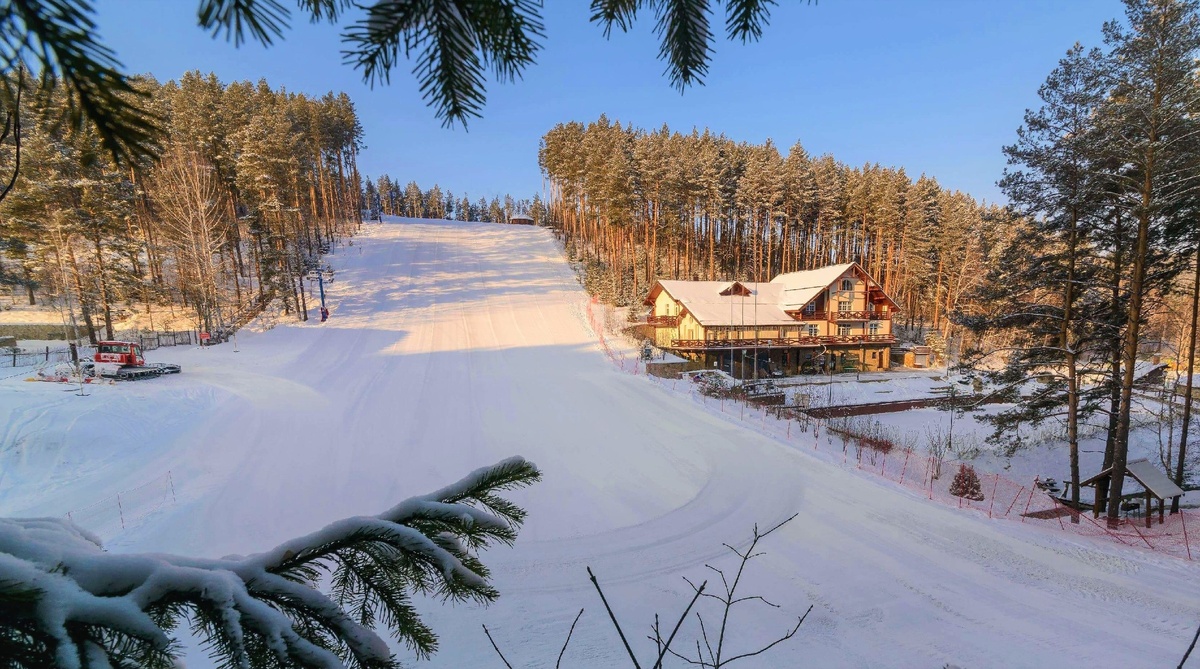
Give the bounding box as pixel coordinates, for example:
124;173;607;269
670;334;896;350
646;315;681;327
790;310;891;321
835;310;891;321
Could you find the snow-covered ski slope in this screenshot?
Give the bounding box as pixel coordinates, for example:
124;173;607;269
3;217;1198;667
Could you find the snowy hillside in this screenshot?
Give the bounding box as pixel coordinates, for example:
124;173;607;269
2;217;1198;668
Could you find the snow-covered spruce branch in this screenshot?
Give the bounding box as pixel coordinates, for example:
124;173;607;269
0;457;541;669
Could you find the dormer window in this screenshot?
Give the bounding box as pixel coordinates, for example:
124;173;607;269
804;303;816;314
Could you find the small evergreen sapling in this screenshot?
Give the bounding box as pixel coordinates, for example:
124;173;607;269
949;464;985;501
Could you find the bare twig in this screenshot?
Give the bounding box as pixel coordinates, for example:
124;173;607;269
720;605;812;665
653;613;662;658
557;608;585;669
589;565;643;669
759;513;799;538
711;514;801;667
698;613;715;665
1180;618;1200;669
482;624;514;669
652;580;707;669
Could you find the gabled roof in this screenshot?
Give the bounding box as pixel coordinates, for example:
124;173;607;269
643;262;897;328
769;263;856;311
647;281;797;327
770;262;900;312
1081;458;1185;500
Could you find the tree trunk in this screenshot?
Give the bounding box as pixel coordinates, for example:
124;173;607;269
1107;192;1154;528
66;243;97;344
1173;245;1200;512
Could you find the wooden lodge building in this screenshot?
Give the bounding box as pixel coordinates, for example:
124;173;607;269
643;263;899;376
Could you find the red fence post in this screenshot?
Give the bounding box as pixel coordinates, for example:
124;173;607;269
1128;518;1154;550
1181;510;1192;560
1021;484;1036;522
988;473;999;518
899;450;911;486
1050;496;1067;531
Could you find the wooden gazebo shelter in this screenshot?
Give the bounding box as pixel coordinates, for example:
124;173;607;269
1081;458;1184;527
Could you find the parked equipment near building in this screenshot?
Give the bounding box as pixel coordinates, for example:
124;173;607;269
92;341;182;380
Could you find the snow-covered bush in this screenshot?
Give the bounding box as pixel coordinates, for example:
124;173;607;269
0;457;540;669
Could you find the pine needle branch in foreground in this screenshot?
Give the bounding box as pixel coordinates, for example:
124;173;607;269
0;456;540;669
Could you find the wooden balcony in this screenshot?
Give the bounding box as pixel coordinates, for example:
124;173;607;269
834;310;891;320
670;334;896;350
646;315;681;327
790;310;891;321
796;311;828;321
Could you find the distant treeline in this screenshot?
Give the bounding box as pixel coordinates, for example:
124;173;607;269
539;116;1010;331
363;176;542;224
0;71;363;340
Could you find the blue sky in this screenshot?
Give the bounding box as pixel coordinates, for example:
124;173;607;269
94;1;1125;205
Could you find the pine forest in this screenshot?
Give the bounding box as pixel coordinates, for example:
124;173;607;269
0;71;364;342
363;175;541;225
538;117;1012;335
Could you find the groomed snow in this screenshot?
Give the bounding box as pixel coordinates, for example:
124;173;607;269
3;217;1199;668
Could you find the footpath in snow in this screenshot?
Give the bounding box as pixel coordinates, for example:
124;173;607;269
2;217;1198;668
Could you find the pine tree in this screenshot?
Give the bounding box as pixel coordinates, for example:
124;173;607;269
1097;0;1200;525
958;44;1109;517
949;463;985;501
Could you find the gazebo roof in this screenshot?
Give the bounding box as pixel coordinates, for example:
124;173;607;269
1081;458;1184;500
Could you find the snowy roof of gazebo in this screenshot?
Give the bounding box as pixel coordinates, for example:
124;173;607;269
1081;458;1184;500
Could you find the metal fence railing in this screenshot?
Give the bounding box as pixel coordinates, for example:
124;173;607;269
112;330;194;352
2;346;73;368
3;330;195;368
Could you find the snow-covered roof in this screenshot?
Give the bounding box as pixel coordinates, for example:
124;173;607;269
1082;458;1184;499
1126;459;1185;499
647;262;898;327
769;263;856;311
653;280;799;326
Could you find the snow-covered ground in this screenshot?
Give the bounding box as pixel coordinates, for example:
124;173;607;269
3;217;1199;668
